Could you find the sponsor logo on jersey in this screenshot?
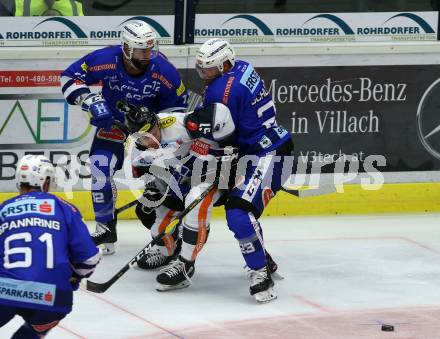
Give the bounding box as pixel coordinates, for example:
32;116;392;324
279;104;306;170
223;76;235;105
152;72;172;89
191;139;211;155
0;199;55;218
274;126;288;138
240;65;260;94
0;277;56;307
139;123;153;132
89;63;117;72
259;135;272;149
159;116;176;129
176;81;186;96
243;169;263;201
96;127;126;143
39;201;52;213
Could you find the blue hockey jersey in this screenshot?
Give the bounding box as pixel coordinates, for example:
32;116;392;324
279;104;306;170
203;60;290;155
0;192;100;314
61;45;188;122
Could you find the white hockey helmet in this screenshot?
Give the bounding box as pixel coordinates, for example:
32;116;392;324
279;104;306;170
195;38;235;78
121;20;158;60
15;155;55;191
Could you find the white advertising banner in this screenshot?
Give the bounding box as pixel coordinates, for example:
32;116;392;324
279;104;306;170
0;15;174;47
194;12;438;43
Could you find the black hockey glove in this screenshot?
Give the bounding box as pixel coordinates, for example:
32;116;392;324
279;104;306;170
117;101;158;133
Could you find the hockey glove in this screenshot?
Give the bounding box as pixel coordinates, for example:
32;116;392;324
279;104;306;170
69;276;80;291
81;93;113;131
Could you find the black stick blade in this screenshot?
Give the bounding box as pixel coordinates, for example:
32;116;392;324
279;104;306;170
86;279;110;293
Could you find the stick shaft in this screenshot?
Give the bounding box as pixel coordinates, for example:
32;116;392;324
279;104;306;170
86;182;217;293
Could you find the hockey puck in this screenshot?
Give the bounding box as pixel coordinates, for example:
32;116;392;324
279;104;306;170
381;324;394;332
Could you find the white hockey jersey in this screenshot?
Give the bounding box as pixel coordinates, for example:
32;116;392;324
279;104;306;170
129;112;221;178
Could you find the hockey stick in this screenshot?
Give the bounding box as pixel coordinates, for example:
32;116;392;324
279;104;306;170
281;184;336;198
112;183;335;221
115;199;138;216
86;181;218;293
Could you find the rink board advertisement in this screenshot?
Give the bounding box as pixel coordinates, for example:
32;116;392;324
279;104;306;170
0;69;95;192
2;62;440;191
185;65;440;174
0;15;174;47
194;12;438;43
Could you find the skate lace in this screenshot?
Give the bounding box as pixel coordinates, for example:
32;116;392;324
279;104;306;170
147;248;167;266
92;223;110;237
250;268;268;286
161;259;192;283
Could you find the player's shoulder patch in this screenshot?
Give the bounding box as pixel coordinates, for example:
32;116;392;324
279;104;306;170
176;80;186;96
81;62;88;73
159;116;177;129
239;64;260;94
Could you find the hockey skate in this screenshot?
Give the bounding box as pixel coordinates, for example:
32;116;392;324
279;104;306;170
156;256;195;291
244;251;284;280
92;220;117;255
249;266;277;303
137;239;182;270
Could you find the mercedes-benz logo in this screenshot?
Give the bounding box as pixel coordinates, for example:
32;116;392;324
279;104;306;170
416;78;440;160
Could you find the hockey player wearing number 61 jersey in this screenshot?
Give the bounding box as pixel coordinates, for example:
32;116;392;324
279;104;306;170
0;155;101;338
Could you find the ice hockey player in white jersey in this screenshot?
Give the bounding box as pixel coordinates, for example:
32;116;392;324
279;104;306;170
125;103;280;300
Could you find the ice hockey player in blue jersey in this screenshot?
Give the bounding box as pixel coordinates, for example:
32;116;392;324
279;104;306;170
0;155;101;338
61;20;188;255
185;38;293;302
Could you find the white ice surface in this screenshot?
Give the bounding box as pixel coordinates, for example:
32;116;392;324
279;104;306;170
2;213;440;338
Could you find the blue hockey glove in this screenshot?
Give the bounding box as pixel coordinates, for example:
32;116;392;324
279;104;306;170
81;93;113;130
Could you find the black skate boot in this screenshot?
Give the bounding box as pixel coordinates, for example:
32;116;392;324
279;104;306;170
92;219;117;255
249;266;277;303
137;238;182;270
156;255;195;291
265;251;278;274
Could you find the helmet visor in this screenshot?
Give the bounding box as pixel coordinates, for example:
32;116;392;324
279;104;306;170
195;63;219;80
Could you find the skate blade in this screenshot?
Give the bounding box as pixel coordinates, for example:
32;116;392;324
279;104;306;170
156;281;191;292
254;287;277;303
98;243;115;256
271;272;285;280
